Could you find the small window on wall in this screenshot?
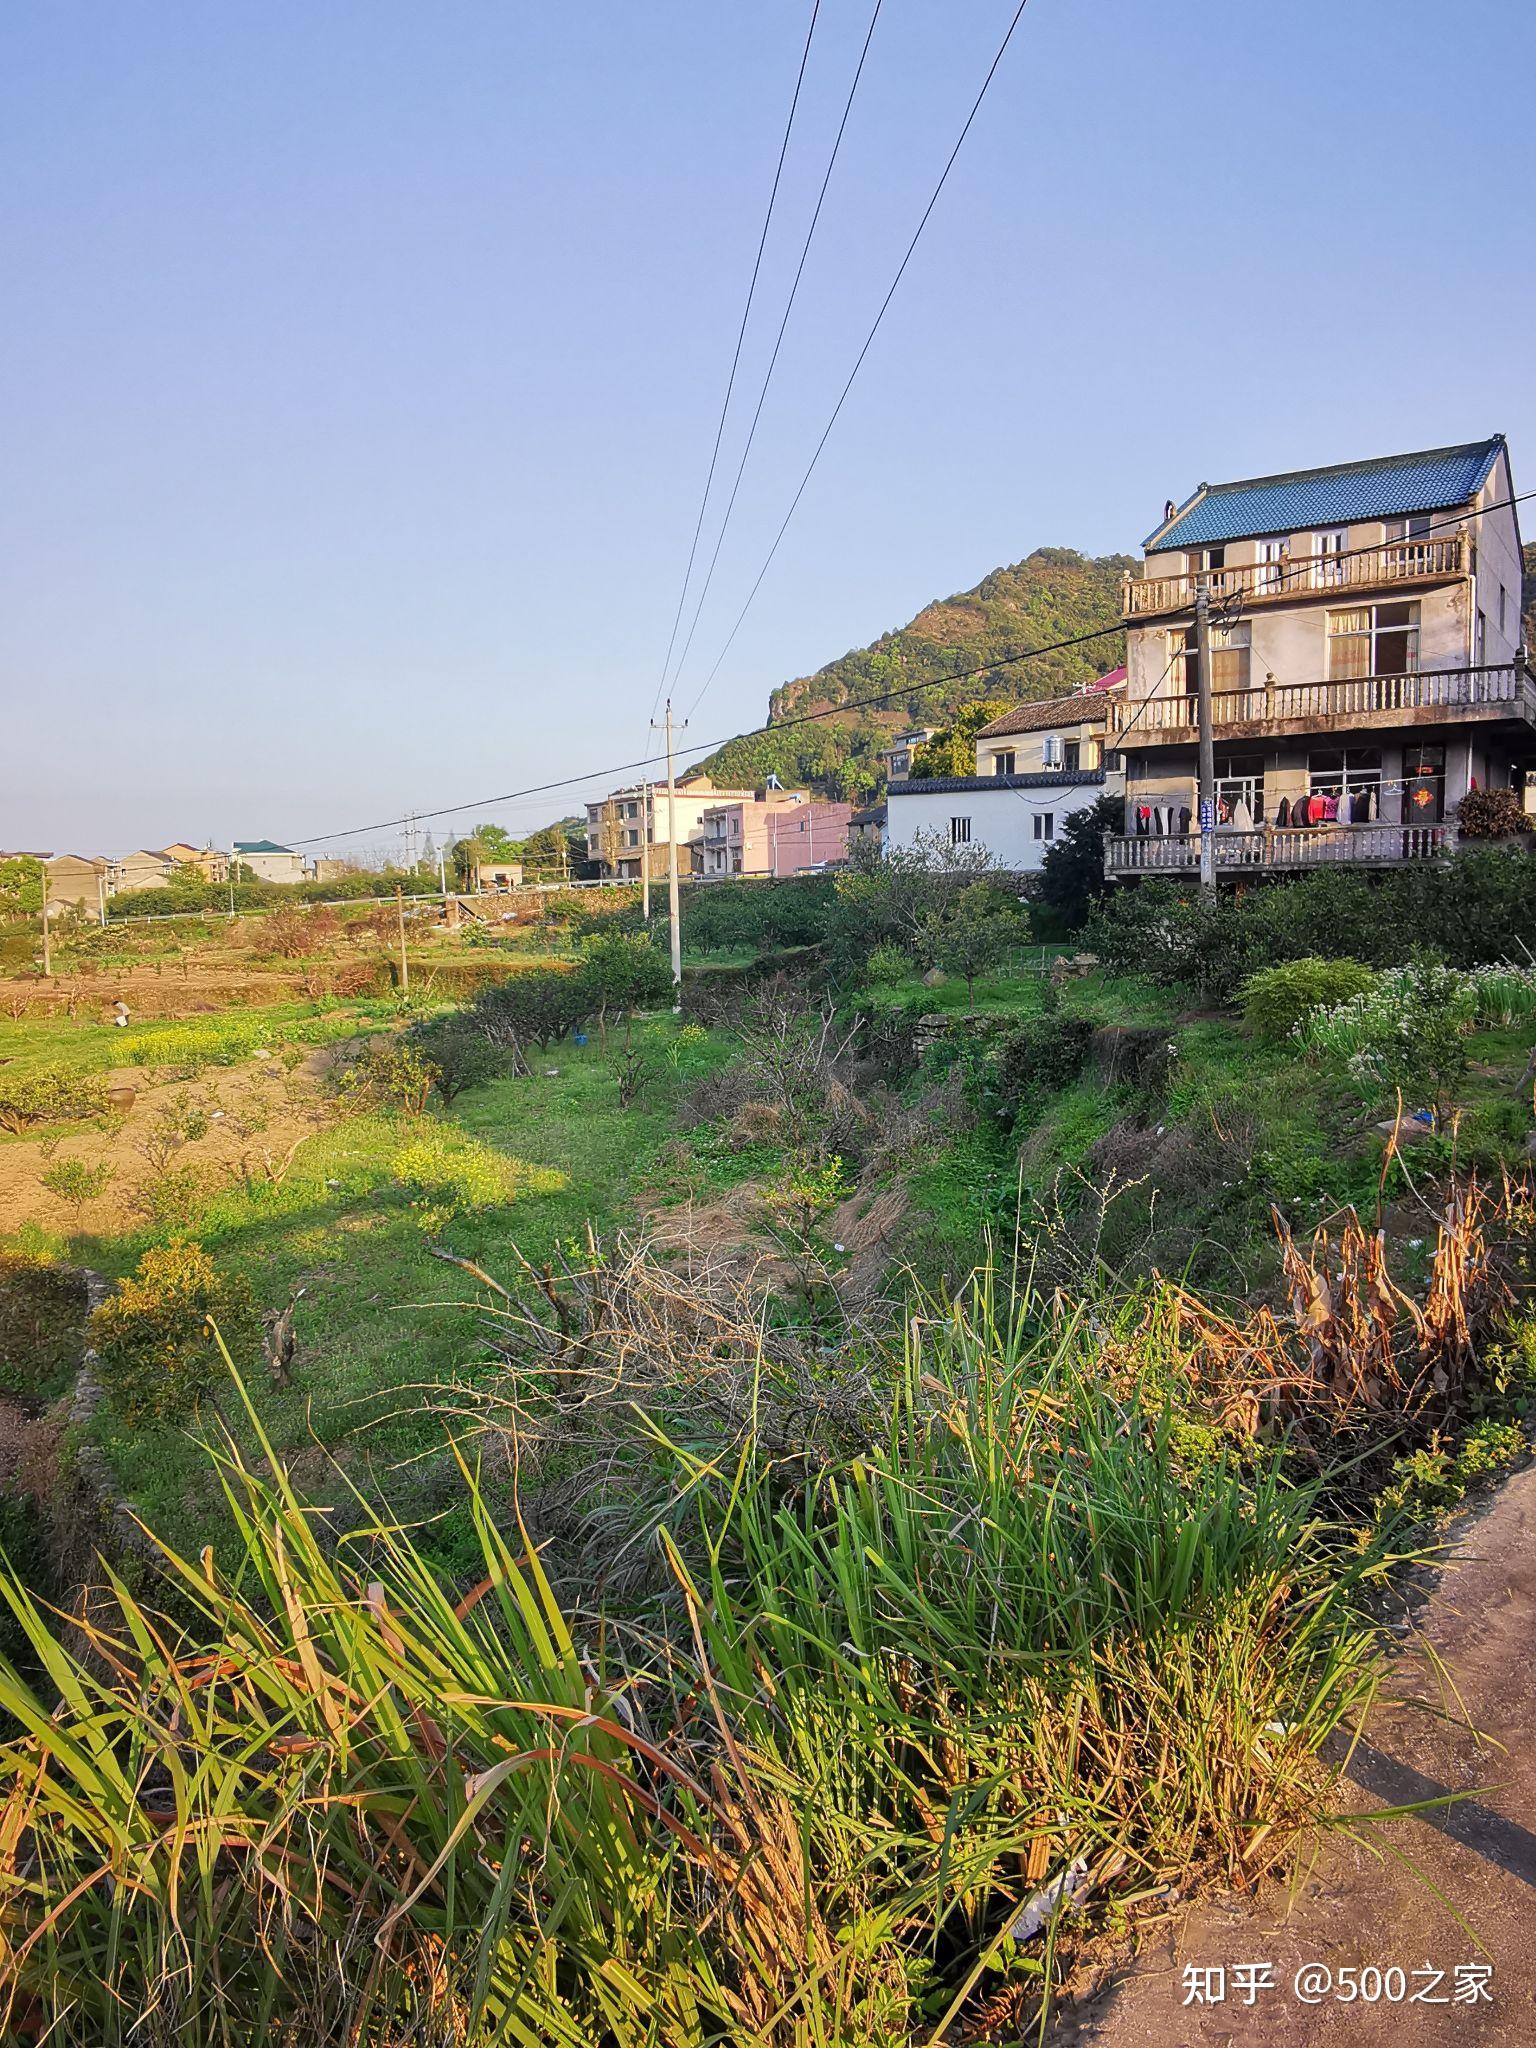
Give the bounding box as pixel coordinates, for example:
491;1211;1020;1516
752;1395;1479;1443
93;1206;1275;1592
1032;813;1056;842
1385;514;1433;541
949;817;972;845
1063;740;1081;772
993;750;1016;776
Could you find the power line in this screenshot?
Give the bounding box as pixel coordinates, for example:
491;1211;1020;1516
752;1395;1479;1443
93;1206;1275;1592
291;615;1126;847
664;0;885;704
282;483;1533;848
647;0;822;732
684;0;1035;716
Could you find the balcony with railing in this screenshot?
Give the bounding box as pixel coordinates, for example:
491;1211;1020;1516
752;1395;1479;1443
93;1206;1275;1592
1122;533;1468;618
1105;821;1456;879
1107;663;1536;747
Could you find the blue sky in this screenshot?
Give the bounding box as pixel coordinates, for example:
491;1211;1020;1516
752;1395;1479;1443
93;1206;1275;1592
3;0;1531;857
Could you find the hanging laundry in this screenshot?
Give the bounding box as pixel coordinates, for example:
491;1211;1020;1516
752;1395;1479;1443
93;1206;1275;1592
1275;796;1291;828
1232;796;1254;833
1177;804;1192;836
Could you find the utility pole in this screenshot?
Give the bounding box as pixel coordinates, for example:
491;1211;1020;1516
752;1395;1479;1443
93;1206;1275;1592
39;863;51;978
96;866;108;928
640;781;651;920
1194;584;1216;893
652;701;684;1006
395;885;410;995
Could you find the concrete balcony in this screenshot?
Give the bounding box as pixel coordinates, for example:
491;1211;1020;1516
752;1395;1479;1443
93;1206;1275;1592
1122;534;1468;619
1109;663;1536;749
1105;821;1456;879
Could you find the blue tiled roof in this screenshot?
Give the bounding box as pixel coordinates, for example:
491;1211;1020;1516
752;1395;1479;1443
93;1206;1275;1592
1146;437;1504;552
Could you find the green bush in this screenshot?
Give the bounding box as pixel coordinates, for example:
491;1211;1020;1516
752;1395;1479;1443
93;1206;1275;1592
1086;852;1536;1002
865;943;912;989
405;1021;506;1105
1374;1418;1526;1533
1036;792;1124;930
1240;958;1377;1042
90;1242;258;1423
992;1015;1095;1120
467;968;591;1050
335;1037;438;1113
0;1067;111;1135
0;1252;87;1398
578;930;674;1019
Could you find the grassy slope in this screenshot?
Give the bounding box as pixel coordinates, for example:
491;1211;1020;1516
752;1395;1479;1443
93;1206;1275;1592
887;963;1534;1297
61;1018;738;1574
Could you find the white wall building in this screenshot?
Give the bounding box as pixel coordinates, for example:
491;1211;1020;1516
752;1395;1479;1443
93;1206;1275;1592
885;681;1126;872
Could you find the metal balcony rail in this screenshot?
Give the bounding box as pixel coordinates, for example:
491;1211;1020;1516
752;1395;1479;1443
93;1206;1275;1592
1122;534;1467;617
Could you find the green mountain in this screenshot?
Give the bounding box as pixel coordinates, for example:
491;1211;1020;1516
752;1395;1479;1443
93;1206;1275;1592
692;546;1133;800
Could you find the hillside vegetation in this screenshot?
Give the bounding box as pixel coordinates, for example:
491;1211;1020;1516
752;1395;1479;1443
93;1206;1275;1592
694;545;1132;798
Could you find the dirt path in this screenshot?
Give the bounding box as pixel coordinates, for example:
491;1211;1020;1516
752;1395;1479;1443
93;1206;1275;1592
1073;1465;1536;2045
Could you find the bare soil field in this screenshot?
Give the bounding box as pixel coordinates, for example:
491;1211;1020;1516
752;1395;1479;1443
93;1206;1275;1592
0;1051;336;1237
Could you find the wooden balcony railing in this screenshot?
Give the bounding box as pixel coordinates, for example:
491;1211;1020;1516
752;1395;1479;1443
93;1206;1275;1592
1105;822;1456;877
1107;663;1534;740
1123;534;1468;617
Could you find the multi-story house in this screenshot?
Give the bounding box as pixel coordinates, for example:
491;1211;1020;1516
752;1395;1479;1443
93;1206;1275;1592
161;841;230;884
232;840;308;884
1105;436;1531;877
585;773;760;881
886;676;1126;871
694;788;853;877
879;727;938;784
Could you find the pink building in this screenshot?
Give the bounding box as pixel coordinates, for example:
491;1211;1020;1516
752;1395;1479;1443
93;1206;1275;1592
766;799;854;875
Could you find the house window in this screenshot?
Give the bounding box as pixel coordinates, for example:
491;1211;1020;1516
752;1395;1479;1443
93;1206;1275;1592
1041;735;1063;768
1326;602;1419;680
1498;584;1507;638
1256;536;1289;591
949;816;972;845
1172;621;1249;695
1210;622;1251;693
1385;514;1433;541
1032;813;1056;842
1309;746;1382;812
1063;740;1081;773
1214;752;1265;825
993;749;1016;776
1102;749;1123;773
1311;529;1348;587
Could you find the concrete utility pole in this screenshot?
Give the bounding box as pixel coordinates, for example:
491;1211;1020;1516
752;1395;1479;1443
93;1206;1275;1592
1194;584;1217;893
39;864;51;978
640;781;651;920
96;867;108;928
395;885;410;995
653;702;684;1006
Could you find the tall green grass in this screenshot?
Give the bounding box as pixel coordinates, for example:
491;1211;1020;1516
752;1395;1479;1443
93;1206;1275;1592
0;1286;1389;2044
